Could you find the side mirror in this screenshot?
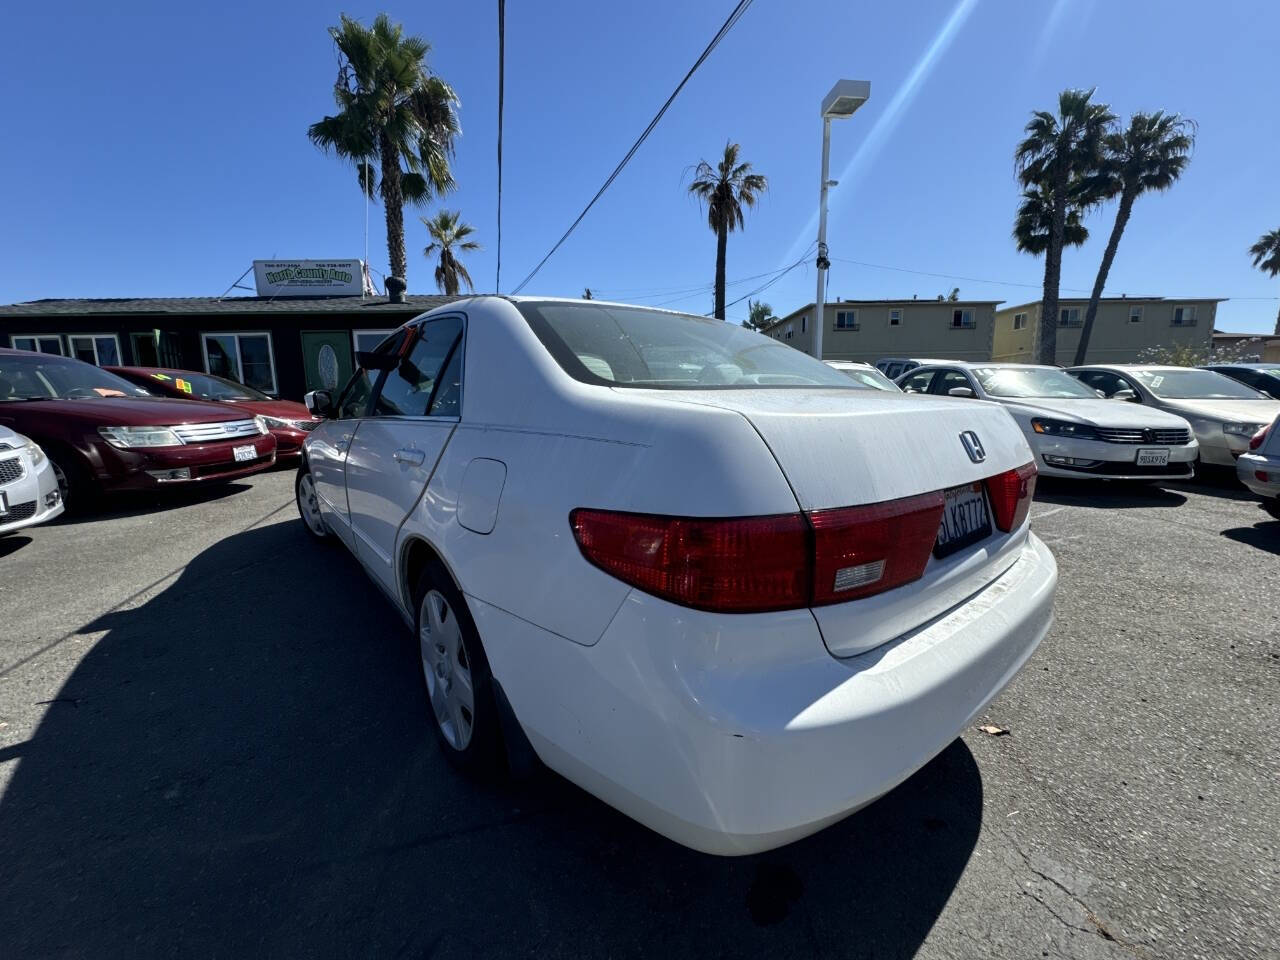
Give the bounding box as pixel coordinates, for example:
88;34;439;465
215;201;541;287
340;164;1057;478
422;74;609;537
1094;388;1107;398
1112;388;1139;402
947;386;976;398
305;389;334;418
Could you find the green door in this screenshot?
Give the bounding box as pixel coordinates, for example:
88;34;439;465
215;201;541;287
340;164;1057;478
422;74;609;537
300;331;354;394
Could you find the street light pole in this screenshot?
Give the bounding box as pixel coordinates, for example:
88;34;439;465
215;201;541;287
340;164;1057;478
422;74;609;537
812;80;871;360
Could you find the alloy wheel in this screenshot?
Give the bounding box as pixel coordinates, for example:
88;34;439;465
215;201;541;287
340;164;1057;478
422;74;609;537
419;589;475;750
297;472;326;537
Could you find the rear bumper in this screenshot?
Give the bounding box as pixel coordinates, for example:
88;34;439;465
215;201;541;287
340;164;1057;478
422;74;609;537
1031;434;1197;479
477;533;1057;855
94;434;277;490
1237;452;1280;499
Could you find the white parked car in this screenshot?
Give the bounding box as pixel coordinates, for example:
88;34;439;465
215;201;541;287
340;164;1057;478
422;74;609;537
1069;365;1280;467
898;362;1198;480
824;360;901;391
296;297;1057;855
1236;416;1280;520
0;425;64;535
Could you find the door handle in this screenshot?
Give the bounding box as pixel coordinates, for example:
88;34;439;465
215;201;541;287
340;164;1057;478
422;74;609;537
393;448;426;466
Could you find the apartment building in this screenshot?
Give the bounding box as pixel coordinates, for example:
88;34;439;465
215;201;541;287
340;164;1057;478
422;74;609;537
762;299;1003;362
992;297;1223;364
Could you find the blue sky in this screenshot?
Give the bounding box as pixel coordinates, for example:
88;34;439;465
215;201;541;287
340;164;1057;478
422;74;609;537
3;0;1278;332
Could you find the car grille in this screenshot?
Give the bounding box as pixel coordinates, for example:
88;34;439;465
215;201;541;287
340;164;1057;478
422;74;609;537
0;457;23;485
1;500;36;522
172;419;262;444
1094;427;1193;445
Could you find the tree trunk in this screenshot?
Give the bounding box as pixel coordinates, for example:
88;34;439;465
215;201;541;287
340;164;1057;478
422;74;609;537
1274;302;1280;336
1039;171;1066;366
714;226;727;320
1075;188;1135;367
379;131;407;281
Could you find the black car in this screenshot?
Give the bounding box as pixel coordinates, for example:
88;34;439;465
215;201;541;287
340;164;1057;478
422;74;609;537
1203;363;1280;400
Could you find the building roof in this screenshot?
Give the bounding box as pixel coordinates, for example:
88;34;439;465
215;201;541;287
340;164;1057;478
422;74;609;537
997;296;1227;313
0;294;463;318
763;298;1004;334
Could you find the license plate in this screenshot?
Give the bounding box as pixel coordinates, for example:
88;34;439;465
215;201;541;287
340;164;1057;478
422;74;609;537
934;482;992;558
1135;448;1169;467
233;444;258;463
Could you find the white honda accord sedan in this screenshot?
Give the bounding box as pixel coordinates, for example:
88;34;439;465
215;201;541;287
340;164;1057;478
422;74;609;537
296;297;1057;855
898;362;1198;479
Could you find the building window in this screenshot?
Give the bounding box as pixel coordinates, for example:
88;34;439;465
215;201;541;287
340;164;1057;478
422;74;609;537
1128;305;1143;323
1172;305;1197;326
784;324;794;340
202;332;278;394
1012;312;1028;331
10;334;64;355
889;309;902;327
68;334;122;366
353;329;396;355
801;315;806;333
951;309;974;329
1059;307;1082;327
835;310;859;330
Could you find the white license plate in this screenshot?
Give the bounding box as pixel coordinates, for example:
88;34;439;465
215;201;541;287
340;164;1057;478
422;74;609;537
935;482;992;558
1135;448;1169;467
233;444;258;463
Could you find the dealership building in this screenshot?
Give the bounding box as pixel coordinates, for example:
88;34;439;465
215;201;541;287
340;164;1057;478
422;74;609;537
0;260;458;400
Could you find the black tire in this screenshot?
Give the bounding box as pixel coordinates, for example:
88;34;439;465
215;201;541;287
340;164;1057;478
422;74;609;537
294;464;332;541
412;560;504;775
1265;498;1280;522
42;444;98;515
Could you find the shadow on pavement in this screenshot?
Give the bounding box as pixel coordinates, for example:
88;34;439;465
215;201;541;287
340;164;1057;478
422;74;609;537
1166;468;1256;502
1034;477;1188;509
0;521;982;959
52;480;253;525
1221;520;1280;555
0;534;33;558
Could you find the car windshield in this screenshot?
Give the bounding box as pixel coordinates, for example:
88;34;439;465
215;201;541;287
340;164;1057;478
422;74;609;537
833;366;900;391
1130;368;1267;399
149;370;268;401
516;302;864;389
0;353;152;400
971;367;1098;399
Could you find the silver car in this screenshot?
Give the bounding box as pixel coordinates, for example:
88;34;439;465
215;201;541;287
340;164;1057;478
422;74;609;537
0;425;63;536
1069;365;1280;467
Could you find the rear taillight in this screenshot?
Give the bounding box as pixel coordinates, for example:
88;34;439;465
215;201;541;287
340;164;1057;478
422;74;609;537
809;492;945;604
986;463;1037;532
568;509;810;613
572;465;1037;614
1250;425;1270;451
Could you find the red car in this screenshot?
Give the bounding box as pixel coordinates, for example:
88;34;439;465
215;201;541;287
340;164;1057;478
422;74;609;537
0;348;276;509
108;366;320;458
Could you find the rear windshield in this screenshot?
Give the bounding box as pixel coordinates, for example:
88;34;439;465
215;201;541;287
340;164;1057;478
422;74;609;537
1130;368;1266;400
516;302;861;389
0;352;151;400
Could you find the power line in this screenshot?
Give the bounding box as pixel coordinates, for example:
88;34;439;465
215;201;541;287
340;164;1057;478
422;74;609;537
495;0;505;292
828;256;1089;293
593;264;802;301
510;0;755;294
708;243;816;315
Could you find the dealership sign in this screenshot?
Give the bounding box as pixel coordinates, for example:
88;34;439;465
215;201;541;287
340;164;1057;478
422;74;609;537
252;260;366;297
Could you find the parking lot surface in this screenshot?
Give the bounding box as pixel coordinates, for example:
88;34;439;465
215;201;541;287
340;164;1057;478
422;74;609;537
1;469;1276;959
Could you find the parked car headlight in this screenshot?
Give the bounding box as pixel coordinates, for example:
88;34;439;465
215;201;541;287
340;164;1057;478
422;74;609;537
1223;421;1266;437
1030;418;1099;440
258;415;312;431
254;415;269;434
8;433;46;465
97;425;183;448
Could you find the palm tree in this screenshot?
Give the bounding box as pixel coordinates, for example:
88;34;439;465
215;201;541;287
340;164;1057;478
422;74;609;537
422;210;480;295
1015;88;1115;363
1249;229;1280;334
688;143;767;320
745;298;773;330
309;14;460;285
1013;185;1088;354
1073;112;1196;365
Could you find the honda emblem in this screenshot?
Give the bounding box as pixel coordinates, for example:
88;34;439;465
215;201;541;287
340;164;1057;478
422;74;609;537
960;430;986;463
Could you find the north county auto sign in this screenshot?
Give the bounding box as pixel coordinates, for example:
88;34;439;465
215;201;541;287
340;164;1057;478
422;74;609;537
252;260;364;297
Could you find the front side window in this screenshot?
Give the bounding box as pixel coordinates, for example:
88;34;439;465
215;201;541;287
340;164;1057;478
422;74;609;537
972;367;1098;399
1072;370;1130;397
835;310;859;330
202;332;277;394
373;317;464;417
1130;368;1264;400
951;309;974;329
1059;308;1082;327
337;329;408;419
11;335;64;355
69;334;120;366
899;370;935;394
0;352;150;400
934;369;975;395
516;302;861;390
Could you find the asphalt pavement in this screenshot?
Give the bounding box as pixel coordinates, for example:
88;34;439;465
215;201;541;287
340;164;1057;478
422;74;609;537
0;467;1276;959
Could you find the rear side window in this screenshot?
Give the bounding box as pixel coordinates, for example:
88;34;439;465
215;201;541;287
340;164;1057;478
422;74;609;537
899;370;935;394
516;301;860;390
373;317;464;417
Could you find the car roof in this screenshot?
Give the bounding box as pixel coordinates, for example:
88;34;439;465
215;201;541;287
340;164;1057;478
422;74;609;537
909;361;1060;371
1067;364;1188;372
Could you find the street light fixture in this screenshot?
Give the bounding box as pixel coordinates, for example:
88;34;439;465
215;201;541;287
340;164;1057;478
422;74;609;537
812;79;870;360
